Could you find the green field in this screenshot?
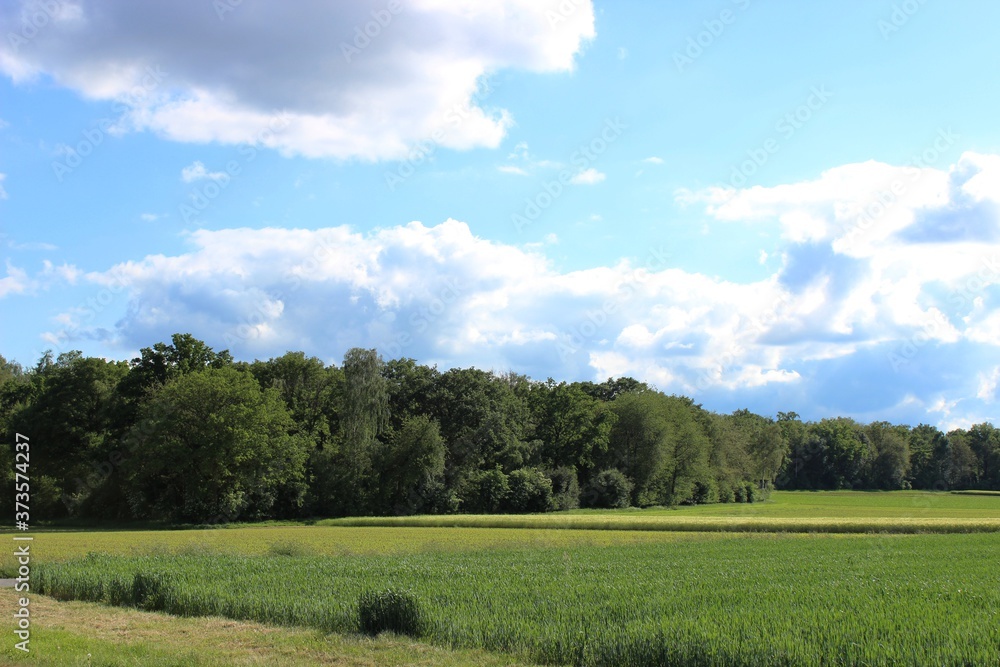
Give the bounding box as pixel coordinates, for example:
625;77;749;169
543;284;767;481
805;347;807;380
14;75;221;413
7;491;1000;666
324;490;1000;533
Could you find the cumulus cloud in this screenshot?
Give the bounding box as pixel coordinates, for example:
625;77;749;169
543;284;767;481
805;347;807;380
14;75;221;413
180;161;228;183
570;168;605;185
39;219;801;395
29;151;1000;428
497;165;529;176
0;262;30;298
0;0;595;160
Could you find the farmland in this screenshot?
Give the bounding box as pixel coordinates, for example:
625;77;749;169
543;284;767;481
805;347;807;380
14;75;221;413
4;491;1000;665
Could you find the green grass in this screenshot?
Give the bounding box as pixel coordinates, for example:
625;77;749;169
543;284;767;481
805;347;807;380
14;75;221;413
0;589;537;666
0;525;722;575
34;532;1000;666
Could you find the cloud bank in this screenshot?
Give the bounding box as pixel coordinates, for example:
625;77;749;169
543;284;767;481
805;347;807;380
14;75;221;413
1;0;595;160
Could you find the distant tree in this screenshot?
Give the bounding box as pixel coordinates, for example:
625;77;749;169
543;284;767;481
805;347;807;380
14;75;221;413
604;392;670;503
530;381;616;481
374;415;446;515
862;422;911;490
967;423;1000;489
548;466;581;511
946;429;979;488
908;424;949;490
5;352;128;517
249;351;337;449
121;367;310;522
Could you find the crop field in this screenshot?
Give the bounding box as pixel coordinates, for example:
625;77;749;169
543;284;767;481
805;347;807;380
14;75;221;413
30;533;1000;666
6;491;1000;666
324;490;1000;533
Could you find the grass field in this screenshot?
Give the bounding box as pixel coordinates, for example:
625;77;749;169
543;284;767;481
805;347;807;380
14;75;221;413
5;491;1000;666
30;533;1000;666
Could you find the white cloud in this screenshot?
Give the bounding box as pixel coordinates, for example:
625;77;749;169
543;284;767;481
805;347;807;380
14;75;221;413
642;156;664;165
570;168;605;185
47;219;803;394
180;161;228;183
0;0;594;161
140;213;160;222
0;173;7;199
497;165;529;176
0;262;29;298
977;366;1000;403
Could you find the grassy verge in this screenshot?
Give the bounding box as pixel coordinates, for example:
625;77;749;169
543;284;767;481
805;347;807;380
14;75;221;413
0;588;536;666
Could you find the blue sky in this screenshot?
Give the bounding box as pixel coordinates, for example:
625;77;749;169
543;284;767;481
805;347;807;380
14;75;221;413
2;0;1000;429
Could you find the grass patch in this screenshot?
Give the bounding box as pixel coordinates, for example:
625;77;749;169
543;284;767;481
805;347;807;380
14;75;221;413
0;589;536;666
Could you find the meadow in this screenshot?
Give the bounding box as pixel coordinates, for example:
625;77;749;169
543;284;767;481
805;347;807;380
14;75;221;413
5;491;1000;666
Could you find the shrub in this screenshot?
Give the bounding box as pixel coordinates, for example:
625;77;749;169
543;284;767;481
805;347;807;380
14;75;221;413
457;468;510;513
357;589;423;637
132;571;170;611
506;468;555;513
688;479;718;505
548;467;581;511
584;469;633;509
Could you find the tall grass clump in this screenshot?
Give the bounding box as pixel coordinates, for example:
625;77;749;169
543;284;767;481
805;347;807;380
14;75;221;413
357;588;423;637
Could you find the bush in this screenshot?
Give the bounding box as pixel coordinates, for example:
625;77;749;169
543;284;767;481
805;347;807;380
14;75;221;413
457;468;510;513
506;468;554;513
717;482;735;504
584;469;633;509
688;479;718;505
132;572;170;611
548;466;581;511
357;589;423;637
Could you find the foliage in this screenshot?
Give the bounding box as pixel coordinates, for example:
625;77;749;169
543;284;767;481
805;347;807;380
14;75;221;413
505;467;554;513
358;588;424;637
120;366;310;523
584;469;633;509
3;332;998;523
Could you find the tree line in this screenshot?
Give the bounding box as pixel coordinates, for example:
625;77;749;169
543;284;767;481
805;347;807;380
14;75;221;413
1;333;997;524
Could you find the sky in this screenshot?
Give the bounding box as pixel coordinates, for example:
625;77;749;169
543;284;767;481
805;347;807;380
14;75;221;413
1;0;999;430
